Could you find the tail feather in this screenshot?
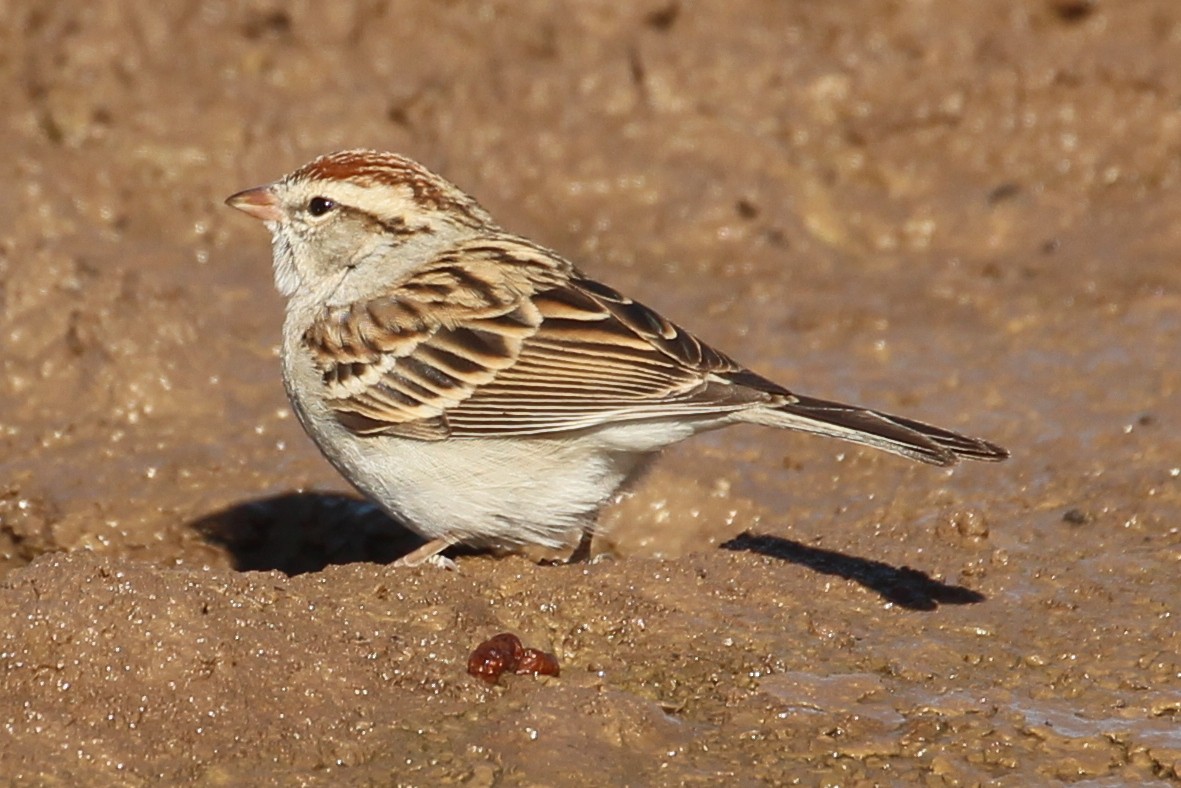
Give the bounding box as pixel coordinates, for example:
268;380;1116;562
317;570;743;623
747;393;1009;467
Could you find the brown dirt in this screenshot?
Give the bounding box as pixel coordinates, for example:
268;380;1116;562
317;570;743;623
2;1;1179;784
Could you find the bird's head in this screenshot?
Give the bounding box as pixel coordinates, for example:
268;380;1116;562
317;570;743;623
226;150;495;300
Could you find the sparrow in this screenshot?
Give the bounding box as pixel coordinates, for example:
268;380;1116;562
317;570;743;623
226;150;1007;566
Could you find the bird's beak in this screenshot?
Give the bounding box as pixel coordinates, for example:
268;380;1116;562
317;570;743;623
225;186;283;223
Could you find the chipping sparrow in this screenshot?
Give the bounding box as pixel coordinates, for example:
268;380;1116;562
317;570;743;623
226;150;1007;566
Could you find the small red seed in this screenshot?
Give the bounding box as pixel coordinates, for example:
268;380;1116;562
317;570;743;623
467;646;508;683
467;633;525;683
484;633;524;666
516;648;560;678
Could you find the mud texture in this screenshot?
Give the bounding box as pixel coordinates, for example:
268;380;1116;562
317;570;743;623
2;1;1180;784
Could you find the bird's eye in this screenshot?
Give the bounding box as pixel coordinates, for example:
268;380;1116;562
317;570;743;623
307;196;336;217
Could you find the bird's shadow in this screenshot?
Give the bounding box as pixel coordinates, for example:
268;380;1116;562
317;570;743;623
191;495;985;611
719;531;985;610
190;492;427;576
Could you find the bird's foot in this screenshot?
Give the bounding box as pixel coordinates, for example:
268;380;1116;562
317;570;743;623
393;537;457;569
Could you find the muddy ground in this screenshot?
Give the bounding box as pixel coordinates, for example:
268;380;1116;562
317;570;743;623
1;1;1179;784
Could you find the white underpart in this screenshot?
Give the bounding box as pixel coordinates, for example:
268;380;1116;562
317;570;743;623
280;303;689;549
347;434;644;548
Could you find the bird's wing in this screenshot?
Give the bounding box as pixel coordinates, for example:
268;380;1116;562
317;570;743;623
302;238;774;440
303;237;1009;466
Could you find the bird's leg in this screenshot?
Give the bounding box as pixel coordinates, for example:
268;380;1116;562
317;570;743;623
567;530;595;564
393;537;457;570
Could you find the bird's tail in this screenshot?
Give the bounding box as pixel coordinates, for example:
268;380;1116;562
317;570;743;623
744;393;1009;466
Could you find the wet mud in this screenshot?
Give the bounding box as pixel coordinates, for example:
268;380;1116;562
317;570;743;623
1;1;1179;784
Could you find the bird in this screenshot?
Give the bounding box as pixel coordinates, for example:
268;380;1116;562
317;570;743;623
226;149;1007;567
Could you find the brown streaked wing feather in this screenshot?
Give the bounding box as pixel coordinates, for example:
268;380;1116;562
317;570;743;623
305;237;1008;464
305;237;778;440
302;240;563;439
442;275;778;436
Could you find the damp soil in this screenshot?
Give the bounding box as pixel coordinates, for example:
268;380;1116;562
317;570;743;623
1;1;1179;784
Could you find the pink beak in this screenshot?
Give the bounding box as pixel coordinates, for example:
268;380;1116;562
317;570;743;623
225;186;283;222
